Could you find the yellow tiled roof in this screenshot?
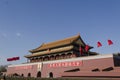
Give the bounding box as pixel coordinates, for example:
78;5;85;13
30;34;85;53
25;45;74;58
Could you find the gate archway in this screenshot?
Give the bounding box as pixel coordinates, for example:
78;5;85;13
28;73;31;77
37;71;41;77
49;72;53;78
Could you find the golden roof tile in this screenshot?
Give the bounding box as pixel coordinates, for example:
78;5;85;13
30;34;85;53
25;45;74;58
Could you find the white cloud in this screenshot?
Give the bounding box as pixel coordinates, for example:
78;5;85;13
16;33;21;37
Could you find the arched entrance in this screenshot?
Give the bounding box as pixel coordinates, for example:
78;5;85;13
13;73;19;76
49;72;53;78
28;73;31;77
37;71;41;77
21;74;24;77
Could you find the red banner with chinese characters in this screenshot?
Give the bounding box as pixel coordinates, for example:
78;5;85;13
48;61;83;68
14;65;33;70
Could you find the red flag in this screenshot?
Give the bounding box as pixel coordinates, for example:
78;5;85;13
97;41;102;47
7;58;14;61
108;39;113;45
7;57;20;61
7;58;10;61
79;46;83;54
16;57;20;60
13;57;20;60
85;45;90;52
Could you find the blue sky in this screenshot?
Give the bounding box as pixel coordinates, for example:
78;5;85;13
0;0;120;65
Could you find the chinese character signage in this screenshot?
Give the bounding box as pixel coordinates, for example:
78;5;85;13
48;61;83;68
14;65;33;70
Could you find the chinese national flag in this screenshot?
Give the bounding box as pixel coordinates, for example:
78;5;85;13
7;58;10;61
97;41;102;47
85;45;90;52
7;57;20;61
79;46;83;54
7;58;14;61
108;39;113;45
13;57;20;60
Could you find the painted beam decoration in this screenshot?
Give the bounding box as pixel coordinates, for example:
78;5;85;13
48;61;83;68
